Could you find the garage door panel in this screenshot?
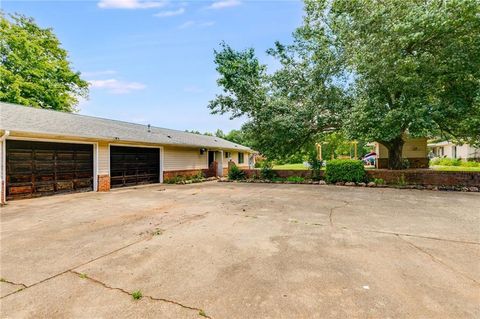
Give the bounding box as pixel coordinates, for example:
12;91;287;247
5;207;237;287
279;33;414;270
110;146;159;188
6;141;93;200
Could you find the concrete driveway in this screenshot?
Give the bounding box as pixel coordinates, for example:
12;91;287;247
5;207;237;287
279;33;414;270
1;182;479;318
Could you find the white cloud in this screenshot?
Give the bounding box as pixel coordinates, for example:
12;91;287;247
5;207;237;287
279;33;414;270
178;20;215;29
154;7;185;17
98;0;166;9
89;79;146;94
208;0;241;10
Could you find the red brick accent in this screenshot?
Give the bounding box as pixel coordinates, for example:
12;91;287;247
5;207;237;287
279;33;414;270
163;169;208;180
377;157;429;169
97;174;110;192
241;169;480;187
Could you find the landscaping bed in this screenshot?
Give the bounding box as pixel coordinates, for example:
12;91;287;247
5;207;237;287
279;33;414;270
223;160;480;192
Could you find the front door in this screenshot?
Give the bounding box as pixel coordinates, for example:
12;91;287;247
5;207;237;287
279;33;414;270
208;151;215;167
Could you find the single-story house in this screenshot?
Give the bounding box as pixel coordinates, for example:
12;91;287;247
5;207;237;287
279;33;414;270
374;137;428;168
0;102;254;202
428;141;480;160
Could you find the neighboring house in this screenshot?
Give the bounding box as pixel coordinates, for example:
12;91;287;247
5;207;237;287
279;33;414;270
428;141;480;160
374;137;428;169
0;102;254;202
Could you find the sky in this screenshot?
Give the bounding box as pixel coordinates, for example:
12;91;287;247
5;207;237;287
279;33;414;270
2;0;304;132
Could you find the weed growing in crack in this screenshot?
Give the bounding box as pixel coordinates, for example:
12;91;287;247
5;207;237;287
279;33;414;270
198;309;207;317
78;273;87;279
132;290;143;300
0;278;5;282
152;228;163;236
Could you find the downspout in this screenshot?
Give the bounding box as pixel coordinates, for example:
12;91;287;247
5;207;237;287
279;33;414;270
0;130;10;205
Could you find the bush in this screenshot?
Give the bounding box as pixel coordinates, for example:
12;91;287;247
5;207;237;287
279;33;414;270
260;161;277;180
324;159;366;183
373;178;385;185
228;164;246;180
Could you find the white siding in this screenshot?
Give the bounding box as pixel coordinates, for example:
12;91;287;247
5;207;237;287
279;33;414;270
98;141;110;174
164;146;207;171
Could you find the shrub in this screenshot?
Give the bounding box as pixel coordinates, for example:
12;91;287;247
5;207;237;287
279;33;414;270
286;176;305;183
373;178;385;185
324;159;366;183
228;164;246;180
260;161;277;180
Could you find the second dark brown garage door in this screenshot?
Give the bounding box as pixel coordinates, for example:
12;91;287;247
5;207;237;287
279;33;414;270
110;146;160;188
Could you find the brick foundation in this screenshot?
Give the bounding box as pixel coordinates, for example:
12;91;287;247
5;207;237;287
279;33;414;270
163;169;208;180
241;169;480;187
97;174;110;192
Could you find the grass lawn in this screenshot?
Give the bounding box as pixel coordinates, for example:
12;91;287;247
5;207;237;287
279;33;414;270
273;163;311;170
430;165;480;172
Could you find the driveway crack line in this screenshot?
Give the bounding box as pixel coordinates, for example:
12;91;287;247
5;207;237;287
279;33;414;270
70;271;211;318
0;278;27;288
397;235;480;286
362;229;480;245
329;200;350;227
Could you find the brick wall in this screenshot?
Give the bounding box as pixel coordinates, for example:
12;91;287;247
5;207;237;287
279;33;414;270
241;169;480;187
97;174;110;192
367;169;480;187
163;169;208;180
377;157;429;169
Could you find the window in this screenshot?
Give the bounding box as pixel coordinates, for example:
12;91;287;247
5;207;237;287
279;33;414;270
225;152;231;158
238;152;244;164
452;146;457;158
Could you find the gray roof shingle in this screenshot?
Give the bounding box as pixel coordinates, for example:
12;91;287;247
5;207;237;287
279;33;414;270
0;102;252;151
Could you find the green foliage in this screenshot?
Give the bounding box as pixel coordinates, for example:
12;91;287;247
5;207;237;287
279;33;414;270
228;164;246;180
308;0;480;160
430;157;478;167
259;161;277;180
286;176;305;183
324;159;366;183
0;13;88;111
307;152;323;181
131;290;143;300
396;174;407;187
460;161;480;168
209;34;346;160
164;171;205;184
373;178;385;185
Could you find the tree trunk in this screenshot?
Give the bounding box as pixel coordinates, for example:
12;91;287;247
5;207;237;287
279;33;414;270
385;137;404;170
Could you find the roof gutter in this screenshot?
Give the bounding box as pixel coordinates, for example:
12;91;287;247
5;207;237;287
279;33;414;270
0;130;10;142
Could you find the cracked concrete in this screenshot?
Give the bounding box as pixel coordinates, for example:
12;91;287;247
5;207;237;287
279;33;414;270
1;182;479;318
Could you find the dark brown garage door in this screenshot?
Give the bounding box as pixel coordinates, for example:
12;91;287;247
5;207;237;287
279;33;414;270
110;146;159;188
6;140;94;200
